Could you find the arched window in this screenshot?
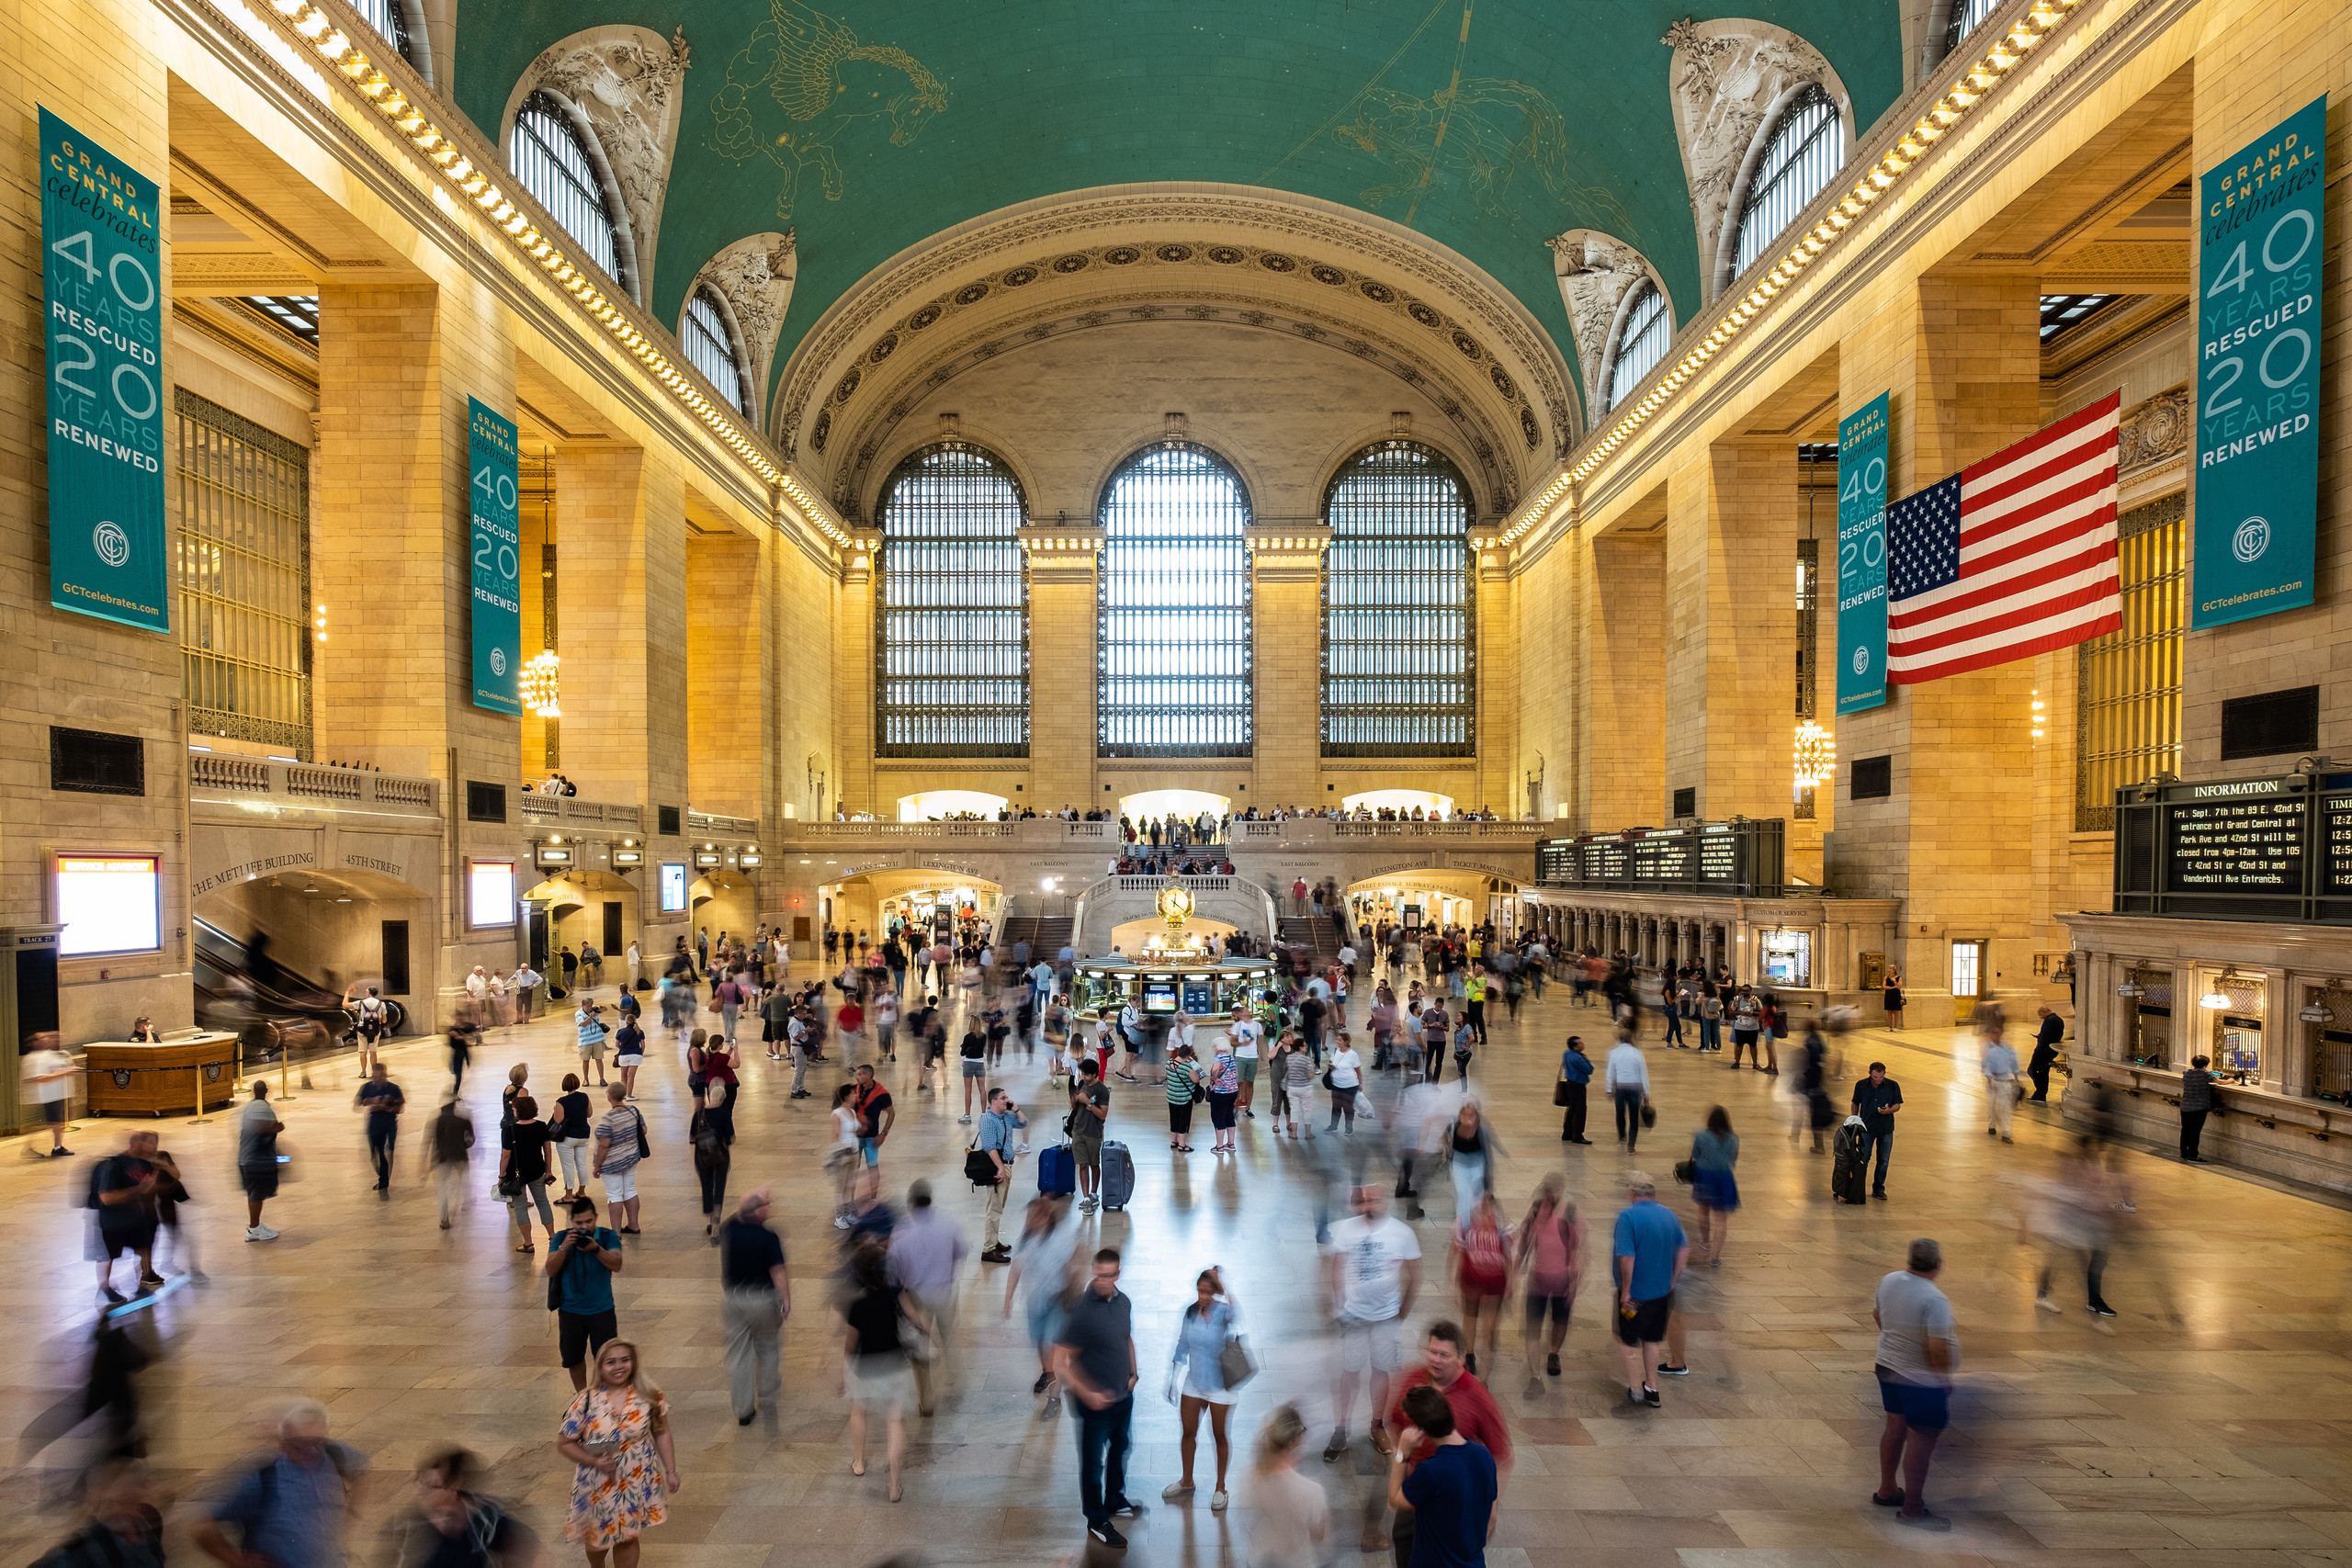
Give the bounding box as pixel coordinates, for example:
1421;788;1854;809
681;288;752;415
348;0;424;77
1604;282;1673;413
1732;84;1844;278
1098;443;1252;756
510;91;625;291
876;444;1029;756
1320;442;1475;756
1944;0;2002;57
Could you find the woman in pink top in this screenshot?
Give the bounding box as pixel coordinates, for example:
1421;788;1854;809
1514;1172;1585;1396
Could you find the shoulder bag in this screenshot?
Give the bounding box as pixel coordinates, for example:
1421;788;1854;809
964;1134;999;1187
634;1108;651;1159
1217;1329;1257;1391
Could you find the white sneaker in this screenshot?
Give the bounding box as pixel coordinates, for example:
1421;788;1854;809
246;1225;279;1242
832;1216;852;1230
2035;1295;2061;1314
1211;1489;1229;1512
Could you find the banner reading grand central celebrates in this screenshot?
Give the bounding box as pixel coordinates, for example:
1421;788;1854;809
468;397;522;716
1834;391;1890;715
40;108;166;635
2191;96;2328;629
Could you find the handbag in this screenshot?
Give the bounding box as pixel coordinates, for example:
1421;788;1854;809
634;1108;651;1160
1672;1159;1697;1185
1639;1097;1657;1129
965;1143;999;1186
1320;1067;1336;1091
1218;1334;1258;1390
1553;1078;1572;1107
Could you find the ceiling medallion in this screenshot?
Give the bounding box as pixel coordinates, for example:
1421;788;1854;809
1103;246;1141;265
1451;330;1483;360
1051;254;1090;274
1206;246;1245;265
1259;253;1296;273
1310;265;1347;286
1408;301;1442;328
1001;265;1039;287
1157;244;1194;263
832;367;862;402
1359;280;1396;304
1488;366;1515;400
954;282;991;305
909;304;942;330
868;333;899;364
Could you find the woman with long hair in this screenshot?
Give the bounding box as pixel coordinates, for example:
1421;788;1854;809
1515;1173;1583;1394
1445;1100;1498;1226
1690;1105;1742;1264
839;1239;930;1502
1163;1267;1241;1509
555;1339;680;1568
1449;1190;1511;1377
1242;1404;1329;1568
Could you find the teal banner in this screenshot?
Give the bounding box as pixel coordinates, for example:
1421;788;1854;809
468;398;522;715
41;108;166;634
1834;392;1891;715
2192;96;2327;629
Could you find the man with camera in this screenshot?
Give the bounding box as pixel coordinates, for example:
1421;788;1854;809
545;1199;624;1391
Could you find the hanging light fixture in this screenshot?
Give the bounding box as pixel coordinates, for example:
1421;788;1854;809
2030;689;2046;742
522;649;562;717
1793;720;1837;788
2200;968;2240;1010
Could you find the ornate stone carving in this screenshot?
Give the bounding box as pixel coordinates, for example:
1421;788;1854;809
1660;17;1847;302
514;26;691;303
1549;230;1665;411
690;231;795;418
2119;385;2190;472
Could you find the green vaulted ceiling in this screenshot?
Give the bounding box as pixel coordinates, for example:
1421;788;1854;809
457;0;1902;409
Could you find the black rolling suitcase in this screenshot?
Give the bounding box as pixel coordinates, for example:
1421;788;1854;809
1832;1121;1868;1203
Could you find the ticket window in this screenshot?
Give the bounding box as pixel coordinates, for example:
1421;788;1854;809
2316;1031;2352;1103
2212;1018;2263;1083
2127;967;2173;1066
1759;930;1811;988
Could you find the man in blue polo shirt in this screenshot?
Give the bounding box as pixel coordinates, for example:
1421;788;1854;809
546;1197;623;1391
1611;1173;1688;1409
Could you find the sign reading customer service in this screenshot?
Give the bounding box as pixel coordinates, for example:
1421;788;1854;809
2191;96;2328;629
467;398;523;714
40;109;165;635
1834;392;1890;715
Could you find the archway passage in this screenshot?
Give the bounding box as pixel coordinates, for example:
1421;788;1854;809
1340;788;1457;818
898;788;1009;822
1118;788;1230;824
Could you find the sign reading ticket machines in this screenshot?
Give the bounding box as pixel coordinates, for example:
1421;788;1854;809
2192;96;2328;630
468;398;523;715
1834;392;1890;716
40;108;166;635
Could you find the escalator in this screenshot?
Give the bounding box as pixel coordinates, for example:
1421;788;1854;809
193;918;407;1062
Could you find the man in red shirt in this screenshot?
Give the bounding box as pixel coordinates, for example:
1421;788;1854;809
1375;1320;1513;1563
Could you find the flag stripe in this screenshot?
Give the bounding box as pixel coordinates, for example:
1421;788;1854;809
1888;560;2121;656
1890;497;2117;620
1888;538;2119;636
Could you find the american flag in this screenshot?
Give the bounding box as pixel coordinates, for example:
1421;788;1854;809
1885;391;2122;685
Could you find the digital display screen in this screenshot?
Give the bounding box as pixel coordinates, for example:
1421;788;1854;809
660;863;687;913
2166;796;2304;894
468;861;515;929
1182;981;1215;1014
56;855;160;956
1141;982;1179;1014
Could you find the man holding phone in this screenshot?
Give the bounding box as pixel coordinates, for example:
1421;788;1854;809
546;1198;625;1391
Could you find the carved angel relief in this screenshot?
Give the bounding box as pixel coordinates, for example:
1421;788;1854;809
1659;17;1843;302
693;231;797;422
1548;230;1661;410
521;26;691;301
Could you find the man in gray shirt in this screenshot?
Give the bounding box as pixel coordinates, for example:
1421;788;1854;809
1872;1237;1958;1531
887;1179;968;1416
237;1080;283;1242
1055;1247;1139;1548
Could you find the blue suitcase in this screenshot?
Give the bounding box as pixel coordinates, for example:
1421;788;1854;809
1037;1142;1077;1195
1099;1140;1136;1211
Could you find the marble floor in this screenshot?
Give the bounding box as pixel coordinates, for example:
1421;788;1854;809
8;971;2352;1568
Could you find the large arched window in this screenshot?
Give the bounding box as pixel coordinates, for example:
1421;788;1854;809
681;287;752;415
1943;0;2002;58
1098;443;1252;757
510;91;627;292
1321;442;1475;756
1731;84;1844;278
349;0;428;80
1604;282;1673;414
876;444;1029;756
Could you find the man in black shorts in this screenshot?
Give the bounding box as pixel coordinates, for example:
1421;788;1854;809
93;1130;164;1301
546;1198;624;1390
1611;1173;1689;1408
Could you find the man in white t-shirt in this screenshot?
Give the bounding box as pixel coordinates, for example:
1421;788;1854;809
1320;1184;1421;1462
21;1032;81;1156
1872;1237;1959;1530
1228;1015;1263;1117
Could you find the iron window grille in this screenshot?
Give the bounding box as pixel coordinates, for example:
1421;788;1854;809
1944;0;2003;56
2075;494;2184;830
175;388;311;758
682;288;752;415
1605;283;1672;413
2040;293;2119;344
510;91;622;291
242;296;320;344
1320;441;1475;757
1098;442;1253;757
1733;84;1845;278
876;443;1030;757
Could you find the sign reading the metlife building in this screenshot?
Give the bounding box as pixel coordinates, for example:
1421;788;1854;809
2191;96;2328;629
467;398;523;715
40;109;166;634
1834;392;1890;714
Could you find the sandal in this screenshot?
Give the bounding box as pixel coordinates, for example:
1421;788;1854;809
850;1461;865;1477
515;1242;536;1253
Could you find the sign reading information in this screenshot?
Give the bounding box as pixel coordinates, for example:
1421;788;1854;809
2191;96;2328;629
1834;392;1890;714
41;109;165;634
467;398;522;715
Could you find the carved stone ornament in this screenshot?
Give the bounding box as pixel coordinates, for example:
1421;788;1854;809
692;231;797;418
1548;230;1665;410
510;26;691;303
2119;385;2190;472
1659;17;1847;303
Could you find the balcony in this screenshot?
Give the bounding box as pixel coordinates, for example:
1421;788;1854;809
1232;818;1547;843
189;754;439;821
517;794;644;831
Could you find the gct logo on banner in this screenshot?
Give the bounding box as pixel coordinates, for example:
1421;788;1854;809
2192;96;2327;629
468;397;523;715
40;108;166;635
1835;391;1891;716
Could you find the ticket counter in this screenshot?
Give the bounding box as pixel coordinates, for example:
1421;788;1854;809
84;1032;242;1116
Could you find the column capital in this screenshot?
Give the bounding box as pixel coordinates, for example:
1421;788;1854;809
1021;524;1102;584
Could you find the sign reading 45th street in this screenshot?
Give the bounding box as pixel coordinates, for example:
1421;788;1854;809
468;398;523;715
40;108;166;634
2192;96;2328;629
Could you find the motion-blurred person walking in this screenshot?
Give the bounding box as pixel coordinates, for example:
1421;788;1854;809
23;1032;83;1156
90;1131;164;1302
1605;1031;1650;1152
355;1062;404;1196
1687;1107;1740;1265
427;1095;474;1231
1242;1405;1329;1568
1514;1174;1582;1394
27;1459;164;1568
384;1448;539;1568
1056;1247;1140;1548
1321;1184;1421;1462
194;1400;365;1568
888;1179;968;1417
718;1190;791;1427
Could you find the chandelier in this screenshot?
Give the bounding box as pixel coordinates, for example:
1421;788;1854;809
1792;719;1836;788
521;649;562;717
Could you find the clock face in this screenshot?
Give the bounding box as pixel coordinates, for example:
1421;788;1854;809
1156;883;1195;923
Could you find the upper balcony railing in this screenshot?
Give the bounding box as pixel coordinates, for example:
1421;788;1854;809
688;809;759;837
518;794;644;831
188;754;439;819
776;816;1543;852
1235;818;1546;841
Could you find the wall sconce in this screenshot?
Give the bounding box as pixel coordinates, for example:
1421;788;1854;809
1792;720;1837;788
522;650;561;717
2199;968;2244;1010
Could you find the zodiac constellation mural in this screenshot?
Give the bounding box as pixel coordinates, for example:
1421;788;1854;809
709;0;948;223
1337;75;1630;239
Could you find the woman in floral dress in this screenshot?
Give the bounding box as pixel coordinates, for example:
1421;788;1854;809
556;1339;681;1568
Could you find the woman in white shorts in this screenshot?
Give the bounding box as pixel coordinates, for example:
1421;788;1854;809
1162;1267;1242;1509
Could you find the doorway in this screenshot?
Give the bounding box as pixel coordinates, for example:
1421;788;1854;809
603;900;624;953
1951;940;1986;1021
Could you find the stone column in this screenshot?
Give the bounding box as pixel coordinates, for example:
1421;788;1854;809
1578;529;1667;828
1247;528;1330;806
834;542;874;816
685;524;764;820
1476;537;1517;816
553;445;689;817
1023;524;1103;814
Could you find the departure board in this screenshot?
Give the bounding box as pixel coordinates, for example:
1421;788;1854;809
1538;819;1785;897
2112;773;2352;920
2165;795;2304;893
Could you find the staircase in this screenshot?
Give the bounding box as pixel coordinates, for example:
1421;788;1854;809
1279;914;1344;964
998;916;1074;959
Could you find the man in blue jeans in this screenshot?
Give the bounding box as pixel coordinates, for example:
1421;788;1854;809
1055;1247;1139;1549
1851;1062;1905;1199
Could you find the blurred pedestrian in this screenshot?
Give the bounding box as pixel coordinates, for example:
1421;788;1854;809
1162;1267;1241;1509
1057;1247;1139;1548
718;1190;790;1427
1514;1175;1581;1395
548;1199;625;1392
888;1179;967;1417
384;1448;538;1568
1004;1191;1077;1403
1871;1237;1957;1529
1242;1405;1328;1568
1611;1172;1687;1409
556;1340;679;1567
194;1400;363;1568
428;1095;475;1231
1322;1184;1421;1463
1605;1031;1649;1152
90;1130;163;1303
354;1062;404;1196
1688;1107;1741;1265
1442;1102;1498;1227
1449;1190;1510;1377
28;1459;164;1568
236;1079;283;1243
841;1239;924;1503
1983;1024;2020;1144
2027;1008;2063;1101
2033;1136;2122;1317
1555;1035;1592;1144
22;1031;82;1156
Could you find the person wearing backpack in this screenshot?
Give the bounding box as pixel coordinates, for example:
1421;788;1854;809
194;1400;364;1568
383;1449;536;1568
